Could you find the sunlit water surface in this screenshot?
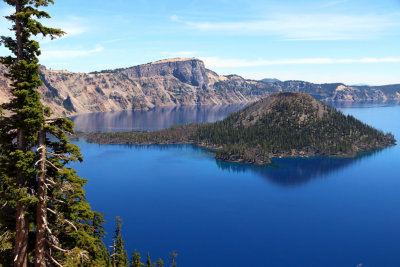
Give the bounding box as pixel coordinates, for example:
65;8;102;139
71;103;400;267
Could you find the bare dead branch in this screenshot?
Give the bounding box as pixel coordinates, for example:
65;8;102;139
46;208;77;231
36;145;46;152
35;159;44;166
45;252;64;267
45;178;57;185
46;160;62;171
47;197;66;205
46;151;68;161
47;208;57;215
45;225;53;235
64;219;78;232
46;240;70;253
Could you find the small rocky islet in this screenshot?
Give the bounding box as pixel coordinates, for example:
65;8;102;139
78;92;396;165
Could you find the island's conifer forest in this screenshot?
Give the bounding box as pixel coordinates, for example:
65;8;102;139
0;1;168;266
81;93;395;165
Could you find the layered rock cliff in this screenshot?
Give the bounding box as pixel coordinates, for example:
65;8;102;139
0;58;399;116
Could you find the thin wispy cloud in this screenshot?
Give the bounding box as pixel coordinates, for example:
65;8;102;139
102;39;124;44
170;15;179;22
185;13;400;40
52;17;87;36
36;16;89;43
200;57;400;68
40;46;104;60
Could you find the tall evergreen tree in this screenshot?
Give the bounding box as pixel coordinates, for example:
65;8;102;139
0;0;63;265
113;216;129;267
0;0;109;266
145;252;153;267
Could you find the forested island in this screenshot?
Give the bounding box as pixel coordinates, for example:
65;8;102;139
77;92;396;165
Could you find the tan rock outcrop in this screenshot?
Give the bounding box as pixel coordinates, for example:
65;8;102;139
1;58;399;116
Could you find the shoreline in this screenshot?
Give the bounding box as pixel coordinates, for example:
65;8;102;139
72;132;396;166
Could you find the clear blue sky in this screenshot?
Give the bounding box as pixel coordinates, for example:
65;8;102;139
1;0;400;85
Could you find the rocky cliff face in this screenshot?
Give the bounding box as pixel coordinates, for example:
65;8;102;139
121;58;210;88
0;58;399;116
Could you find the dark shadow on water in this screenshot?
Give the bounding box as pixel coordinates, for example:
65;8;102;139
216;150;384;187
83;140;388;187
105;142;387;187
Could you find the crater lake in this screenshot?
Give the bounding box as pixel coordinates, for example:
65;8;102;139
70;103;400;267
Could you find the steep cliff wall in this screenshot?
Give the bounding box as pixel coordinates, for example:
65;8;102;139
0;58;399;116
121;58;210;88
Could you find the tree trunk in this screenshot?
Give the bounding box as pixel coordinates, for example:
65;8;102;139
14;201;28;267
14;1;29;266
14;130;28;267
35;129;47;267
112;239;116;267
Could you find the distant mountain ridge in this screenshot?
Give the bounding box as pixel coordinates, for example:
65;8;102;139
0;58;399;116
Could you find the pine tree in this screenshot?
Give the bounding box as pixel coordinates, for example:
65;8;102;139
113;216;129;267
0;0;109;266
169;252;178;267
131;249;144;267
145;252;153;267
0;0;63;265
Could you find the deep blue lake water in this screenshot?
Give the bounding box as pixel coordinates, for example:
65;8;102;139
71;103;400;267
